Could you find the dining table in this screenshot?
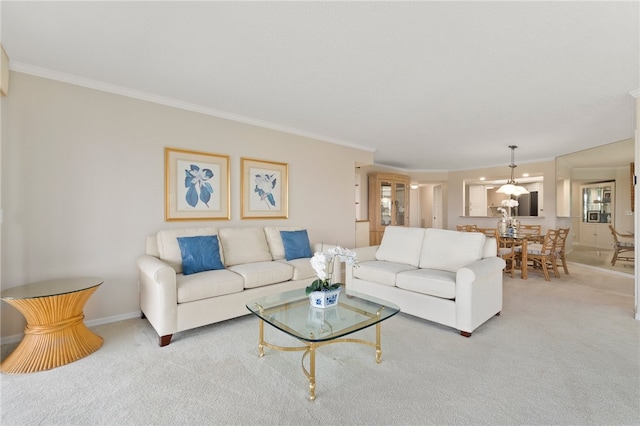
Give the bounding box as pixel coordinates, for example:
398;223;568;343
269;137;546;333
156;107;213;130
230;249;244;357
499;232;535;280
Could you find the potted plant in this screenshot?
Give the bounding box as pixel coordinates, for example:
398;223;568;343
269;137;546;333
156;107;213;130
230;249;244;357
306;246;358;308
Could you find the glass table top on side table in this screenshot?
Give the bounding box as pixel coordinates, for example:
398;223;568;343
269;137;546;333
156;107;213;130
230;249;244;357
246;287;400;401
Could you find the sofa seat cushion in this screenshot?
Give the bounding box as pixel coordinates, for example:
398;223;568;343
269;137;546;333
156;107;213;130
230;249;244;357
419;228;486;272
228;261;294;289
176;269;244;304
352;260;418;287
396;268;456;300
218;227;273;266
277;258;316;281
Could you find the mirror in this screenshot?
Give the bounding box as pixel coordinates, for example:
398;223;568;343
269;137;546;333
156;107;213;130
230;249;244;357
555;139;634;219
464;175;544;217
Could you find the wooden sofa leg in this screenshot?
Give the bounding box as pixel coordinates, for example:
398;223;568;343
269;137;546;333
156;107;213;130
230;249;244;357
460;331;472;338
159;334;173;347
495;311;501;316
141;311;146;319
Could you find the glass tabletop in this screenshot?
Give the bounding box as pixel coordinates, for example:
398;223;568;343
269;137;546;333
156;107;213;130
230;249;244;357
246;287;400;343
0;277;103;300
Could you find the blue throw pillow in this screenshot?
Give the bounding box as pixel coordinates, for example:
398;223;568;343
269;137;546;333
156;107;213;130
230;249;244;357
177;235;224;275
280;230;313;261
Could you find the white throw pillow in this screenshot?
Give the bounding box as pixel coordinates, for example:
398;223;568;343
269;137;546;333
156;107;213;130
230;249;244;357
375;226;426;267
156;227;219;274
218;227;273;266
419;228;485;272
264;226;305;260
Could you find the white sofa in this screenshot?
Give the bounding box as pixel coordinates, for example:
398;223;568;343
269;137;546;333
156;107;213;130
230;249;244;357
136;226;323;346
345;227;505;337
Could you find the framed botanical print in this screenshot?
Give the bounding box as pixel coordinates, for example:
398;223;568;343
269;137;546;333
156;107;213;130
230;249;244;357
165;147;230;221
241;157;288;219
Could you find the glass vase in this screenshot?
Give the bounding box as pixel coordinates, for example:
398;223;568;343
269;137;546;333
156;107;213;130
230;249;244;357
498;218;509;235
510;218;521;234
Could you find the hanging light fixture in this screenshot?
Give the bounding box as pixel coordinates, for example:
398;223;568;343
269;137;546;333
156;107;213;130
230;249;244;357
496;145;529;196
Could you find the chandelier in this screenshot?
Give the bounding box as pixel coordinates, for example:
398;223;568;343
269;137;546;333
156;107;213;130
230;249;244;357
496;145;529;196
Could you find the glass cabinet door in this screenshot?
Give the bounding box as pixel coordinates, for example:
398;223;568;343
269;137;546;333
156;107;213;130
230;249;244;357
582;182;614;224
380;181;392;226
395;183;406;226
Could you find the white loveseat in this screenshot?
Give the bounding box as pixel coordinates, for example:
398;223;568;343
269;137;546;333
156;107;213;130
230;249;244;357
345;227;505;337
136;226;323;346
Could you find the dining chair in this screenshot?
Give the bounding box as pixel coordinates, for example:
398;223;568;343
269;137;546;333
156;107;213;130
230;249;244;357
497;233;516;278
519;224;542;241
456;224;478;232
608;225;634;266
554;228;570;274
516;229;560;281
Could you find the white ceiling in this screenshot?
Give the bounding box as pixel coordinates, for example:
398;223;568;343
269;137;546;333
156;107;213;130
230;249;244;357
2;1;638;171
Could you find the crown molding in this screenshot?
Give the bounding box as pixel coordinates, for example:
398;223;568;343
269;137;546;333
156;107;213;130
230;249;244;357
9;61;376;153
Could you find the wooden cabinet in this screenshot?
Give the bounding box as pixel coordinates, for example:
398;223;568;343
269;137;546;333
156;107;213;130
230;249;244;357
368;173;410;245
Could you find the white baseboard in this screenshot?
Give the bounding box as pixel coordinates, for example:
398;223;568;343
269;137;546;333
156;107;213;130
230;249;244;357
0;311;142;346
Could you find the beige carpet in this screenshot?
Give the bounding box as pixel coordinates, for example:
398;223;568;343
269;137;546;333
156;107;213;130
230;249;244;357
1;263;638;425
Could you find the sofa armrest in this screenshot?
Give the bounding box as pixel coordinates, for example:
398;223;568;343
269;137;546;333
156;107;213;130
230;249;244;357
136;254;178;336
457;257;506;283
352;245;379;262
455;257;505;333
345;245;379;284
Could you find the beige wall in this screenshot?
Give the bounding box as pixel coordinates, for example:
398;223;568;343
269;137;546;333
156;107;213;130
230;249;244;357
0;72;374;339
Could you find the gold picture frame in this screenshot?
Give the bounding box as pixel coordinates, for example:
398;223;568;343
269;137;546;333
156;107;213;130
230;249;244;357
241;158;288;219
165;147;230;221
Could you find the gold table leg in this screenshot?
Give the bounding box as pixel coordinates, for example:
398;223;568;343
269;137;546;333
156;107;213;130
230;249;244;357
256;318;385;401
1;286;103;374
375;322;382;363
306;344;317;401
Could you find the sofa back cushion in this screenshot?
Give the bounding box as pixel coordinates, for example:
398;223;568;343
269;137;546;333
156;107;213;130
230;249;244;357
482;237;498;258
264;226;305;260
375;226;426;267
218;227;273;266
419;228;486;272
156;227;218;274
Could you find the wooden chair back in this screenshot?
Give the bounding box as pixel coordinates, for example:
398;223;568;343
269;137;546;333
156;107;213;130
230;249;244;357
608;225;634;265
522;229;560;281
520;224;542;236
554;228;570;274
497;233;516;278
475;227;498;239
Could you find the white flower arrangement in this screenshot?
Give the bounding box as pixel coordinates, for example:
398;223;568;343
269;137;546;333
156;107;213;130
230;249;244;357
501;199;519;208
499;198;519;218
306;246;358;295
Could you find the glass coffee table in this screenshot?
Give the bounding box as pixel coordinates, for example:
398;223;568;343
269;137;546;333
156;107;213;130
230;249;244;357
246;287;400;401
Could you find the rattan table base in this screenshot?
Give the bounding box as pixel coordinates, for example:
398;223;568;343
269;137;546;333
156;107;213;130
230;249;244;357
1;285;103;374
